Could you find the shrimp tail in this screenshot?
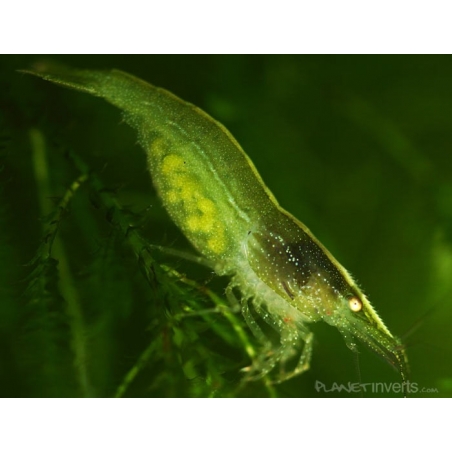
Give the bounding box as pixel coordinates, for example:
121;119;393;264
18;63;104;96
19;63;155;114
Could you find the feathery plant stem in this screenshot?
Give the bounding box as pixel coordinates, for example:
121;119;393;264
64;146;276;397
30;128;93;397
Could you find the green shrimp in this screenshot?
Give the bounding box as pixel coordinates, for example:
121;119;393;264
22;65;409;390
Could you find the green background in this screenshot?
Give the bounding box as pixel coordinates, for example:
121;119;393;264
0;55;450;397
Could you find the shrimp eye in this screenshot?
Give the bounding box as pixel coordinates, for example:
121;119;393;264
348;296;362;312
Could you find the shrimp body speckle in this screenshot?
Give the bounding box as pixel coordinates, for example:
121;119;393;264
23;66;409;388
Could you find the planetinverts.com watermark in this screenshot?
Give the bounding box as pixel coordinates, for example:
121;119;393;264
315;380;438;395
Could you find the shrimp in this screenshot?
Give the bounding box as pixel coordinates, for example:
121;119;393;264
22;65;409;390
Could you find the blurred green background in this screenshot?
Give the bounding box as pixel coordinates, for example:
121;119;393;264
0;55;450;397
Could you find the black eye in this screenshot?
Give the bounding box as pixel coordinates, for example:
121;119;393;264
348;296;362;312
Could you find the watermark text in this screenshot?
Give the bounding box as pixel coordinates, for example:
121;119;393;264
315;380;438;394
